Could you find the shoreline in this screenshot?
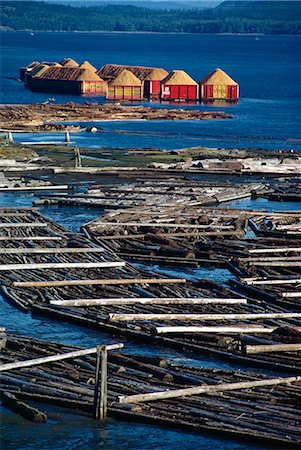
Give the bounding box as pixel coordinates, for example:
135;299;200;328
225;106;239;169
2;30;300;37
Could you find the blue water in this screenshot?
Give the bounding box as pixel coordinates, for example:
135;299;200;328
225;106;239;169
1;32;301;150
1;406;265;450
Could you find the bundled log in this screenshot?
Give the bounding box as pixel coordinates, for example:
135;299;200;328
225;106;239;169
1;334;301;448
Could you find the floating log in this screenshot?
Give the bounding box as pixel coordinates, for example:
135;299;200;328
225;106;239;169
248;247;301;254
13;278;186;288
249;262;301;267
118;376;301;404
0;247;104;255
109;312;301;322
281;292;301;298
156;326;276;334
118;253;221;266
50;298;247;307
1;391;48;422
0;185;69;192
0;262;125;271
243;278;301;286
0;213;29;217
245;343;301;355
0;236;62;241
0;222;48;228
241;256;300;262
0;343;124;372
94;222;228;229
99;231;242;240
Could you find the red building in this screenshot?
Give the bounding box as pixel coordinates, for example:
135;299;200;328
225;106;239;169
200;68;239;101
106;69;143;101
161;70;199;101
97;64;168;99
143;68;169;99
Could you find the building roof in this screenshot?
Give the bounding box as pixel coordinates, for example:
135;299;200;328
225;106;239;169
162;70;198;86
25;61;41;70
144;68;169;81
79;61;97;72
109;69;142;86
30;64;51;78
42;62;62;67
97;64;168;81
37;67;105;82
59;58;79;68
76;68;103;81
200;68;238;86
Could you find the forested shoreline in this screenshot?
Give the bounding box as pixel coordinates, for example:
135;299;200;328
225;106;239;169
1;1;300;34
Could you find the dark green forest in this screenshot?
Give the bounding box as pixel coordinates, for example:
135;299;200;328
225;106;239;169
1;1;300;34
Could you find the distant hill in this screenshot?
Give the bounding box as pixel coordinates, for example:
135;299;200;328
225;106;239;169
215;1;301;21
1;1;300;34
42;1;222;9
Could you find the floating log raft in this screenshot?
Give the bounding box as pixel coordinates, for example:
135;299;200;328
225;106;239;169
1;334;301;448
1;208;300;372
38;180;262;210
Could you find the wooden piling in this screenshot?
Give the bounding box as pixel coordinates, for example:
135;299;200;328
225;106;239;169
94;345;109;420
100;346;108;420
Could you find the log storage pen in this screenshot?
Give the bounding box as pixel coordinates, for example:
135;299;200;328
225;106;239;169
1;333;301;448
1;208;301;373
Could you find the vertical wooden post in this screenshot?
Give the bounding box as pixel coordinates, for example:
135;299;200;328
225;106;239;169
93;345;102;419
100;345;108;420
93;345;108;420
74;147;82;168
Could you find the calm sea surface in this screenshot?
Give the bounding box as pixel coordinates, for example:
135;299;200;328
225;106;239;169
0;32;300;449
1;32;301;150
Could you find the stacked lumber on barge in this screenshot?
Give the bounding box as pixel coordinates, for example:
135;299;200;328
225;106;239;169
1;333;300;447
0;208;300;372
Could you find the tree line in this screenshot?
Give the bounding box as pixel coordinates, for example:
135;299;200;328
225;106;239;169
1;1;300;34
